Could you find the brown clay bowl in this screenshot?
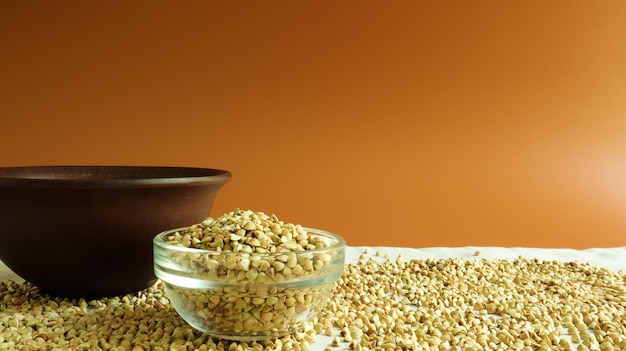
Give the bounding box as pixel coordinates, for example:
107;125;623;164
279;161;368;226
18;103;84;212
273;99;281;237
0;166;231;298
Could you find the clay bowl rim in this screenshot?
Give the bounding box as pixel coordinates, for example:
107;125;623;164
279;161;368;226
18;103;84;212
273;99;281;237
0;165;232;189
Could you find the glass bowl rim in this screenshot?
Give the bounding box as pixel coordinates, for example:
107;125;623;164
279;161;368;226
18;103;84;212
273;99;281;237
153;226;347;256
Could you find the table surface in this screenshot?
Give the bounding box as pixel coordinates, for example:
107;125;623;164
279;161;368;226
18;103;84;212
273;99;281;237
2;245;626;350
4;245;626;281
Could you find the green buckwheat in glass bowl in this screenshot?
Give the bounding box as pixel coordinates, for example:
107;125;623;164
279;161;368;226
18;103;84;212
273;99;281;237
153;209;346;341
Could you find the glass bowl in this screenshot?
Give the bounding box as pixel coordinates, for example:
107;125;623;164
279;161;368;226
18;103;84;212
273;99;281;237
153;226;345;341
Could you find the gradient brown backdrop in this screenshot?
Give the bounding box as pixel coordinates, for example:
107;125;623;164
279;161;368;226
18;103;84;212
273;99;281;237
2;1;626;249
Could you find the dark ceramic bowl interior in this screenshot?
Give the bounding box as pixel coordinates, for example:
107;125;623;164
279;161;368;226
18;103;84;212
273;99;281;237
0;166;231;298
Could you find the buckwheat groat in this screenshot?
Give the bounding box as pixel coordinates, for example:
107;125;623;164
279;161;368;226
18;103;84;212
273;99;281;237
4;230;626;349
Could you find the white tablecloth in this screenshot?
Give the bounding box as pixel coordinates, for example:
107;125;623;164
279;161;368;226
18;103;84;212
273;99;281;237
2;245;626;350
346;245;626;272
3;246;626;282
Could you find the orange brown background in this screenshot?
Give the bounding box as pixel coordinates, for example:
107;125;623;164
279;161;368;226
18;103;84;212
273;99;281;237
2;1;626;249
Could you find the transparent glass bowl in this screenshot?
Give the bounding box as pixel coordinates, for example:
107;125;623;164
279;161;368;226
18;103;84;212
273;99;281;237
153;227;345;341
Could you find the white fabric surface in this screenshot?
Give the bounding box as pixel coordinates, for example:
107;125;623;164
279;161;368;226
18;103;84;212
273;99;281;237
4;246;625;282
2;246;626;350
345;245;626;271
